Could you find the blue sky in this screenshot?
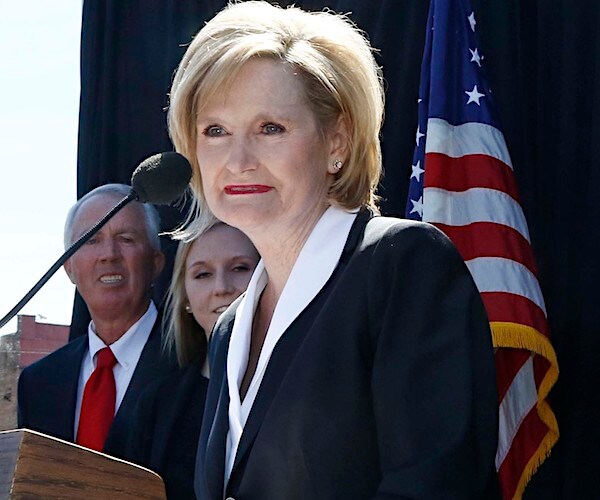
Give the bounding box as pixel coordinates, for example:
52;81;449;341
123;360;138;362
0;1;82;335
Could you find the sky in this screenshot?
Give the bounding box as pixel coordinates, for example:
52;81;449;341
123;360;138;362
0;1;82;336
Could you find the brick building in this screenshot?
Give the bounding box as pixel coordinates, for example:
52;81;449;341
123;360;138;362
0;315;69;430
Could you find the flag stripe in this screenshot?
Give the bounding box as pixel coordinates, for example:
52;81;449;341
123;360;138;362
465;257;547;315
482;292;549;337
496;356;537;469
423;187;531;242
494;348;531;405
497;406;551;500
425;118;513;169
435;223;538;276
425;153;520;201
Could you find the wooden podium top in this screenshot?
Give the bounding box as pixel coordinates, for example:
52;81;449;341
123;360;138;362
0;429;166;499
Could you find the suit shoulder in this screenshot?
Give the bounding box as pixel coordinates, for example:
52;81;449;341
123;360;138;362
363;216;454;253
144;363;208;399
133;364;209;428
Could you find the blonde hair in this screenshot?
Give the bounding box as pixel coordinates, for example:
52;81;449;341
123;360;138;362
168;0;384;224
163;209;221;367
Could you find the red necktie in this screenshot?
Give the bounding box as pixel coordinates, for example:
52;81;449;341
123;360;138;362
76;346;117;451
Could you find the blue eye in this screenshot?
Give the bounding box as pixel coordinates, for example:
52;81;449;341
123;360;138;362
194;272;211;279
204;125;225;137
262;123;284;134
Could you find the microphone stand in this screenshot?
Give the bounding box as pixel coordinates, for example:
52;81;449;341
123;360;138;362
0;191;137;330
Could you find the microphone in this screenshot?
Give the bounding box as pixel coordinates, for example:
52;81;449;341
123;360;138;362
131;152;192;204
0;152;192;330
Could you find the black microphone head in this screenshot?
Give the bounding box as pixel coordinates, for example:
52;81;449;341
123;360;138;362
131;152;192;204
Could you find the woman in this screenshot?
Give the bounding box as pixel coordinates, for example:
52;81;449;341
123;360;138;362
169;2;499;499
125;213;259;499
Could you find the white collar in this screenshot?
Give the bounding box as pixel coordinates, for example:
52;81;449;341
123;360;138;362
225;205;358;485
87;301;157;370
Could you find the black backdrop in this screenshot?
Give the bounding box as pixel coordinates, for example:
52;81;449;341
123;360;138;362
73;1;600;497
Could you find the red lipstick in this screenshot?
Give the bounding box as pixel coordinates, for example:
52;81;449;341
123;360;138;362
224;185;272;195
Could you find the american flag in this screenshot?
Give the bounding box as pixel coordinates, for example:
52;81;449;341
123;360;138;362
405;1;559;498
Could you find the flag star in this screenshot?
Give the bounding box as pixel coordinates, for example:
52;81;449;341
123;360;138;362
411;160;425;181
416;125;425;146
468;12;476;32
409;196;423;217
465;84;485;105
469;48;482;67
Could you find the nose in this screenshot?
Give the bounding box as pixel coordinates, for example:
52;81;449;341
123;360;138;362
98;238;121;261
225;135;258;175
214;271;235;296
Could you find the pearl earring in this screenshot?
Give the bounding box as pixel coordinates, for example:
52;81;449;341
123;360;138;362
333;159;343;172
184;304;192;313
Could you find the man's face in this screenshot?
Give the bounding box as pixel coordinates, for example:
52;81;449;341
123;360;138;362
64;195;165;324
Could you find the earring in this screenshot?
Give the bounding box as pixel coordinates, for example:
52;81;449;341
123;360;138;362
184;304;192;313
333;159;343;172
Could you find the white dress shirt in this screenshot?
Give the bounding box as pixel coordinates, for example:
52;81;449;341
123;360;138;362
224;206;358;487
73;301;157;436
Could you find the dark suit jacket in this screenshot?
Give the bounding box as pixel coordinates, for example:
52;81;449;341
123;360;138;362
17;315;176;459
196;209;500;500
125;361;209;499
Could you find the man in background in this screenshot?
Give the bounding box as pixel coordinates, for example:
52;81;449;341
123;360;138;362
17;183;175;458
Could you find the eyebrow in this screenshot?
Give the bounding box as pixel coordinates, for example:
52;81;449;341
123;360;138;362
196;110;296;125
75;226;143;240
187;256;256;268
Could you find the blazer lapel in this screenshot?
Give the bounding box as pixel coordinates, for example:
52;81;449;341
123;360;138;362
117;318;165;412
229;316;306;478
229;209;373;482
205;374;230;498
202;209;373;495
229;208;373;481
197;314;236;500
55;336;88;440
105;317;174;454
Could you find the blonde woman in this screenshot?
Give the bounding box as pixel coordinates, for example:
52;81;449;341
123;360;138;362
126;213;258;499
170;2;499;498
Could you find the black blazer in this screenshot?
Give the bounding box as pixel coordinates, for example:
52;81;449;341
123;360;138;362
196;209;500;499
17;315;176;458
125;361;209;499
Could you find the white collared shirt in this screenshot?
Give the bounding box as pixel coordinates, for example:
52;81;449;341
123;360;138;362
73;301;157;436
224;206;358;487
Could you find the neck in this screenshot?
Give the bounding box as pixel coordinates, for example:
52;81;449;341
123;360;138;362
247;204;329;300
90;302;150;345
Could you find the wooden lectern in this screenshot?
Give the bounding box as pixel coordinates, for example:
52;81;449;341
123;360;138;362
0;429;166;499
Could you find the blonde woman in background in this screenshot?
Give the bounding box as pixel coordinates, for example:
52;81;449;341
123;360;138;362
125;211;259;499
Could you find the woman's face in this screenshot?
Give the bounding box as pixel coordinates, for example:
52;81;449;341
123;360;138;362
184;224;259;334
195;58;346;236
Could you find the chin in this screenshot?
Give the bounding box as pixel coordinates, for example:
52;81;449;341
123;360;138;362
224;211;272;233
213;200;273;227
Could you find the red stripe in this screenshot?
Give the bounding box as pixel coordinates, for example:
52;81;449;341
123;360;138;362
481;292;550;338
497;407;549;499
425;152;521;202
495;349;531;402
435;222;538;276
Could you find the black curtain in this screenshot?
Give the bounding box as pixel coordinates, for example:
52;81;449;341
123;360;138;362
74;1;600;497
